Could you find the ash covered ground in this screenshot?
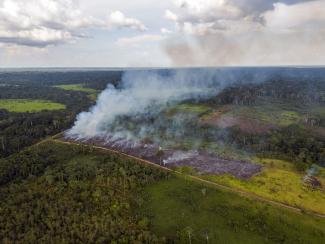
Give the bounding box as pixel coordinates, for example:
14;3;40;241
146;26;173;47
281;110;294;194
66;69;302;179
64;134;262;179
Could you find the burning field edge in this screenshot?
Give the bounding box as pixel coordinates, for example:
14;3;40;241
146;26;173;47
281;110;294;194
62;133;262;180
50;133;325;219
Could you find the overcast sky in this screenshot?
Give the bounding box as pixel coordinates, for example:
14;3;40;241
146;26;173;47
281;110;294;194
0;0;324;67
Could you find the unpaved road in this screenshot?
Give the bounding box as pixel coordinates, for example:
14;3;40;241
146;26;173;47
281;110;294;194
46;137;325;219
64;135;262;179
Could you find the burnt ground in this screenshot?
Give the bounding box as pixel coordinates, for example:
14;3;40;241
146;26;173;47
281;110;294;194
64;134;262;179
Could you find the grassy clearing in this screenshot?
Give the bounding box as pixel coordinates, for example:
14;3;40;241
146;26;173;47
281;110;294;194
204;158;325;215
201;102;322;127
166;103;212;116
226;105;302;127
143;176;325;243
255;158;296;171
0;99;66;112
54;84;99;101
213;103;325;127
54;84;97;93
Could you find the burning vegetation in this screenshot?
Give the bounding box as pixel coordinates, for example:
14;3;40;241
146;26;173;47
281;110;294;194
66;68;325;179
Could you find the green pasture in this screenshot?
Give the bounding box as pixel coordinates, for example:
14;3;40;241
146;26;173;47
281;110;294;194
224;105;302;127
166;103;212;116
200;101;325;129
143;177;325;243
205;158;325;215
54;84;99;101
0;99;66;112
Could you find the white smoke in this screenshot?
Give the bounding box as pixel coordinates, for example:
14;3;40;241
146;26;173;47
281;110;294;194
164;0;325;66
67;69;224;138
67;68;276;140
163;150;199;165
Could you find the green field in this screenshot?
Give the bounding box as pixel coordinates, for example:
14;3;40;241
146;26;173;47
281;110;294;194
204;104;302;127
0;99;66;112
144;177;325;243
166;103;212;116
202;102;325;128
54;84;99;100
1;140;324;243
205;162;325;215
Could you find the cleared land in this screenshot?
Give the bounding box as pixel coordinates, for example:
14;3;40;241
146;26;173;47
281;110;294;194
144;177;325;243
36;142;325;243
54;84;99;101
64;135;262;179
205;161;325;215
201;103;325;134
58;136;325;217
165;103;212;116
0;99;66;112
64;101;325;215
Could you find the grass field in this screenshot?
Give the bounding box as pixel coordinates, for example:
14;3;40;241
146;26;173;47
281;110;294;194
204;158;325;215
201;101;325;126
54;84;99;100
214;105;302;127
46;141;325;243
163;136;325;215
143;176;325;243
0;99;66;112
166;103;212;116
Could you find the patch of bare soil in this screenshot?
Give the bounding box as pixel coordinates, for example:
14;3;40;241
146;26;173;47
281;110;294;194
64;134;262;179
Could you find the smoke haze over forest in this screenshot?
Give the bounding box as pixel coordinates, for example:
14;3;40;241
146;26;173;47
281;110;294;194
1;0;325;67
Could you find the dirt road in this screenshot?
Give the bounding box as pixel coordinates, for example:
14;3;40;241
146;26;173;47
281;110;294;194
48;137;325;219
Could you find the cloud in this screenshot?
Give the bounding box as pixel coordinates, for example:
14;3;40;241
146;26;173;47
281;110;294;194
164;0;325;66
0;1;149;48
108;11;147;31
165;0;315;35
161;28;173;34
165;9;178;21
116;34;165;46
263;1;325;30
0;0;99;47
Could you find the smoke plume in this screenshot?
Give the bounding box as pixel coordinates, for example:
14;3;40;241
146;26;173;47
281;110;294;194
163;0;325;66
67;68;267;140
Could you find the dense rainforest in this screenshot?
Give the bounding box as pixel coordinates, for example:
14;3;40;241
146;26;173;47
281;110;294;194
0;141;168;243
0;71;121;158
0;69;324;168
0;69;324;243
0;141;324;243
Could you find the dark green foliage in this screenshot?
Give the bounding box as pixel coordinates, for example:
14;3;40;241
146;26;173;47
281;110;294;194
0;86;92;157
227;125;325;169
0;70;122;87
0;70;122;158
207;79;325;169
1;141;324;244
144;177;325;244
213;79;325;106
0;142;168;243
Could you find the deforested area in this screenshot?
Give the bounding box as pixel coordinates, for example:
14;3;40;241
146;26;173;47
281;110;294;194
2;0;325;242
0;67;324;243
0;141;324;243
64;68;325;215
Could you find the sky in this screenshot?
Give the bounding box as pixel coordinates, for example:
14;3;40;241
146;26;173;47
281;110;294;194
0;0;324;67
